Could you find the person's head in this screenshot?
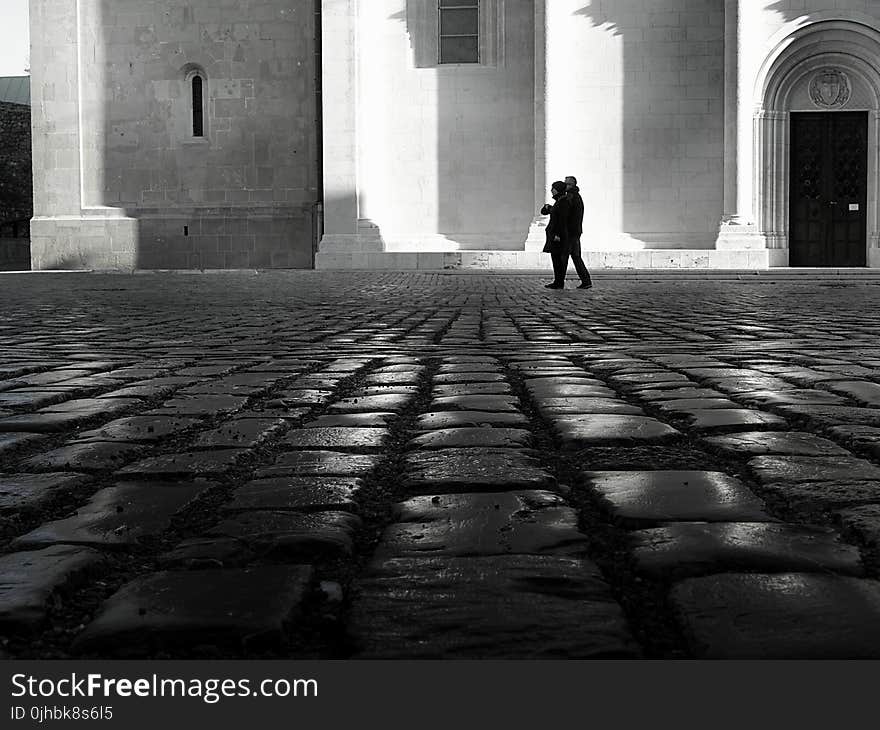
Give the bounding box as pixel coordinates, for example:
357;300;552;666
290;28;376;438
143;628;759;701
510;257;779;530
565;175;577;189
551;181;566;198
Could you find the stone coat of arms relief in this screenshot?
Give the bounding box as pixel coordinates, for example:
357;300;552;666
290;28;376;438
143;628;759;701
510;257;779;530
810;68;851;109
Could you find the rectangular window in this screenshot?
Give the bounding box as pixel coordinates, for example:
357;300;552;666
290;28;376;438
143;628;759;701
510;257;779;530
439;0;479;64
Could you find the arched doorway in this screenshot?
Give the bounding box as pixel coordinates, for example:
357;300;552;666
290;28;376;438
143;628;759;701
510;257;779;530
755;20;880;267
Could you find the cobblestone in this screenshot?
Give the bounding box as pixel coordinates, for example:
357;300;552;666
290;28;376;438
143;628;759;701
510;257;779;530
4;271;880;658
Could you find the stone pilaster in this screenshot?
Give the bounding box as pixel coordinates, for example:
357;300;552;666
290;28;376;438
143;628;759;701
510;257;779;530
315;0;383;268
715;0;770;258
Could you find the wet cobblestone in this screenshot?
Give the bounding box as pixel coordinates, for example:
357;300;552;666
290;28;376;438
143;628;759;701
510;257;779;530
3;270;880;658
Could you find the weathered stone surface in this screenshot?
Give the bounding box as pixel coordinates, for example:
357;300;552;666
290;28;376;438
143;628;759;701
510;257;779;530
707;376;795;394
0;546;106;630
581;471;771;524
281;427;389;451
533;398;643;416
13;482;212;548
404;449;553;493
328;394;414;413
0;432;47;456
0;473;92;513
836;505;880;547
152;394;249;416
365;372;421;384
224;476;361;513
760;481;880;510
116;449;249;477
682;368;768;380
432;372;507;385
256;450;379;477
429;395;520;412
208;510;361;558
433;383;512;397
350;555;638;658
407;427;532;450
305;412;397;428
0;390;70;410
631;522;862;579
22;442;149;472
437;363;501;373
671;573;880;658
609;373;693;388
0;412;115;433
375;491;587;558
416;411;529;430
820;380;880;406
552;415;681;446
703;431;849;457
39;398;141;417
827;424;880;445
72;566;314;654
525;384;617;399
192;418;287;449
680;409;788;432
352;385;420;397
736;389;849;407
634;387;728;401
652;398;740;412
158;538;255;569
748;455;880;484
270;389;334;407
97;382;183;400
74;416;201;443
774;405;880;428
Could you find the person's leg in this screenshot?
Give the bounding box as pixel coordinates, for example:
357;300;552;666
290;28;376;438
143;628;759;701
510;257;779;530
571;238;592;287
555;251;569;286
547;251;565;287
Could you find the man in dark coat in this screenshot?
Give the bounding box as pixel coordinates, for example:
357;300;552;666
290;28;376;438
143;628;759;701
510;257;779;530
565;175;593;289
541;181;572;289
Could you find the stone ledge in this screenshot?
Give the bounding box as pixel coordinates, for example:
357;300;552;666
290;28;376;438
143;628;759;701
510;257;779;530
316;249;776;270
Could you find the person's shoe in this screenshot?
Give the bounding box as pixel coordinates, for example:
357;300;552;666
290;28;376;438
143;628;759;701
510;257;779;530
545;282;564;289
577;282;593;289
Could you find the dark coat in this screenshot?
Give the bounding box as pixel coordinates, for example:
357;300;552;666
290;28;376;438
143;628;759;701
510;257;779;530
567;186;584;240
542;195;572;254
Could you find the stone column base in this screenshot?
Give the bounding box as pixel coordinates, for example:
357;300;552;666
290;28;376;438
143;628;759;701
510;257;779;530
524;217;548;252
30;215;139;271
714;222;768;250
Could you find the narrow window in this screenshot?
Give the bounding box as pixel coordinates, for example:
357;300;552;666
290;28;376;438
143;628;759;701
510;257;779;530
192;75;204;137
438;0;479;64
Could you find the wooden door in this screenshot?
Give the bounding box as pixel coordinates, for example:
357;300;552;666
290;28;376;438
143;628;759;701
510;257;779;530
790;112;867;267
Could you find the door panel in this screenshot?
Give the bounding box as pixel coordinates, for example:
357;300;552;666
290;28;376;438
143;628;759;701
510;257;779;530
790;112;867;267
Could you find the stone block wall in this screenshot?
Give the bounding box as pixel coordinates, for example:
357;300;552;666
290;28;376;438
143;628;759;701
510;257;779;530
0;101;32;270
30;0;319;270
559;0;725;250
356;0;536;249
0;101;32;224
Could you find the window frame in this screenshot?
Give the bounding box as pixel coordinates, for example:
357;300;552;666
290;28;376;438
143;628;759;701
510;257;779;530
438;1;480;65
182;66;210;144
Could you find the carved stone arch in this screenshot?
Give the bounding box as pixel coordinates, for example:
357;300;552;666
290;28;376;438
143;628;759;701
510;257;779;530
753;20;880;264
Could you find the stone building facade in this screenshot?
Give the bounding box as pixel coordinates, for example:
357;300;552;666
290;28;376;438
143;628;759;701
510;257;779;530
0;77;33;271
29;1;880;270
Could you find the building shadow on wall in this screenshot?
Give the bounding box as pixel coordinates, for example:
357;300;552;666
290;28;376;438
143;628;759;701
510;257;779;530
571;2;811;251
573;1;724;249
70;0;321;273
393;1;536;250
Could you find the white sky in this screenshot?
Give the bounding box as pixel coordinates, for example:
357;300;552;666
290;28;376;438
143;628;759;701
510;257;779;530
0;0;29;76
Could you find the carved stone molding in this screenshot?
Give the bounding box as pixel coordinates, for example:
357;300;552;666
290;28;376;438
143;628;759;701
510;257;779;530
809;68;851;108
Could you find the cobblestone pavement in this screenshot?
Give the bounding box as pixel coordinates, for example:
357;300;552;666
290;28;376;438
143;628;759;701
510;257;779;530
2;270;880;659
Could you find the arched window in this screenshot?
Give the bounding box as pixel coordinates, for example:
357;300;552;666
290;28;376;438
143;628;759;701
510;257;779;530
191;74;204;137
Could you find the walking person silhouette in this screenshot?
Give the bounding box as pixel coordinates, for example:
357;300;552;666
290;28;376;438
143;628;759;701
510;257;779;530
565;176;593;289
541;181;572;289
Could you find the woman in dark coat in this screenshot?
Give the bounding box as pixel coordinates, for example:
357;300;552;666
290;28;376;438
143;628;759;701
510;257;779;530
541;181;572;289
